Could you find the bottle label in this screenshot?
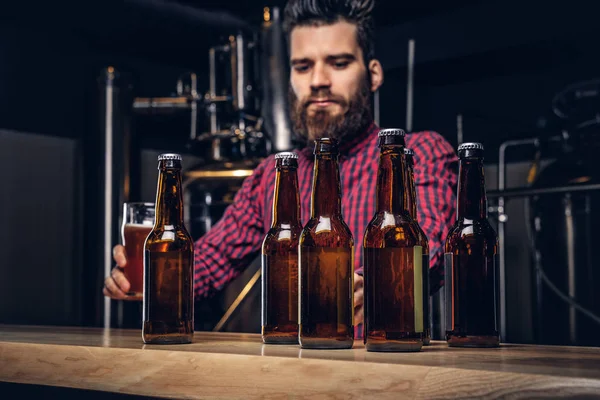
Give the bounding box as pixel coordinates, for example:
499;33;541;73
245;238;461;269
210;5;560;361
364;246;424;334
144;250;193;322
413;246;424;333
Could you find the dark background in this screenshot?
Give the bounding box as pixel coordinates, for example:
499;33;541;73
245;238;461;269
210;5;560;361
1;0;599;345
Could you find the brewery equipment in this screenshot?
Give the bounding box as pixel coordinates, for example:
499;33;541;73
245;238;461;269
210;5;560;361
490;79;600;346
132;7;294;241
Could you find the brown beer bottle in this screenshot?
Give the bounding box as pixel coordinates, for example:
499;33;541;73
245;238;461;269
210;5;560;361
364;129;423;352
299;138;354;349
445;143;499;347
404;147;431;346
143;153;194;344
261;152;302;344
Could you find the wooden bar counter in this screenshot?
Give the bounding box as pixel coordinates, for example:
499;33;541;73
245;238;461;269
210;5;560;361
1;324;600;399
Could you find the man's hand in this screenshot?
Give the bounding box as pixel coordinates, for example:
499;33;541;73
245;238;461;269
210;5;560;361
102;245;134;300
354;272;364;325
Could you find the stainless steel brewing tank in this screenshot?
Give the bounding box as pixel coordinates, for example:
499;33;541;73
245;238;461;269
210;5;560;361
528;134;600;346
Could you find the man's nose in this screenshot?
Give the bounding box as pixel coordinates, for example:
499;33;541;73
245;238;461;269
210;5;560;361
310;63;331;91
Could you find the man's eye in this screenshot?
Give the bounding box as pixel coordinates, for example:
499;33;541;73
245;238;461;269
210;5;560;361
294;65;309;72
334;61;349;68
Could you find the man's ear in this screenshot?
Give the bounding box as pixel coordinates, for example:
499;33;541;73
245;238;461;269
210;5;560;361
368;59;384;92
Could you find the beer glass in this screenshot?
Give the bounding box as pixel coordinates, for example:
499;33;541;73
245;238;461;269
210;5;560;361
121;202;155;300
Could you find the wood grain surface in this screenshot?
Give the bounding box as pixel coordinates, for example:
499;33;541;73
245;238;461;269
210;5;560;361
1;325;599;399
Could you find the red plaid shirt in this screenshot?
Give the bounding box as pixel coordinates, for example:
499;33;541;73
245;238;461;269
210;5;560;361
193;123;458;337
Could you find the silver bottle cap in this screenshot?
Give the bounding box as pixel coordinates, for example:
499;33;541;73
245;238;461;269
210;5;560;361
457;142;484;152
158;153;183;161
378;128;406;137
274;151;298;160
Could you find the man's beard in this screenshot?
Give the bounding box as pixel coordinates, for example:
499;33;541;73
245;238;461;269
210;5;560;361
289;78;373;146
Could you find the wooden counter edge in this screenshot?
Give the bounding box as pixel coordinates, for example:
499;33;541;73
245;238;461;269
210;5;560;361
2;341;600;399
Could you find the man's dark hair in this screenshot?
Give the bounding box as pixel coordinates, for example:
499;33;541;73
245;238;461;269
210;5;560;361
283;0;376;64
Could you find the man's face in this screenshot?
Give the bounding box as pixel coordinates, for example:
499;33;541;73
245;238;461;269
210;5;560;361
289;20;373;143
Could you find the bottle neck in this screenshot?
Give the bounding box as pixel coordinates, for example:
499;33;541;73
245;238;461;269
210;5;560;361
377;146;406;214
311;154;342;218
155;167;184;227
272;167;301;226
457;158;487;220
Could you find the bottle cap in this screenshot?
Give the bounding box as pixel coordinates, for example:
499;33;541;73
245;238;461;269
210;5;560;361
378;128;406;137
458;143;484;151
274;151;298;160
457;143;484;159
378;128;406;147
158;153;183;161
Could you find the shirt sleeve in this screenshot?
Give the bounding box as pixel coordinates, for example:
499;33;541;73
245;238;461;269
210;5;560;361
192;159;270;299
413;131;459;294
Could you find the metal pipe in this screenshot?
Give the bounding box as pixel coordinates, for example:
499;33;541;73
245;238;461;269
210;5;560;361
236;33;246;112
487;183;600;198
456;114;463;145
188;72;199;141
98;66;132;329
194;129;237;142
133;96;190;110
190;97;198;141
209;47;218;133
103;69;115;330
230;35;240;111
406;39;415;132
563;194;577;344
497;137;538;342
174;72;199;141
260;6;293;151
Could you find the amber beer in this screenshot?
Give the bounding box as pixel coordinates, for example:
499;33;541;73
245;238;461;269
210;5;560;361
121;202;155;299
364;129;423;352
445;143;499;347
261;152;302;344
143;153;194;344
404;148;431;345
299;138;354;349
